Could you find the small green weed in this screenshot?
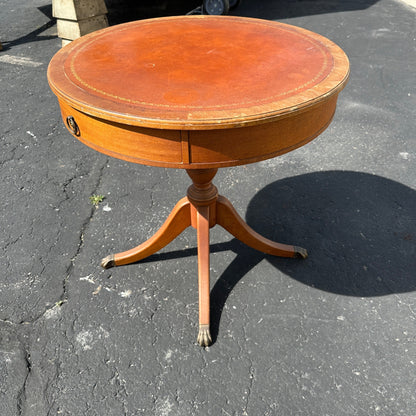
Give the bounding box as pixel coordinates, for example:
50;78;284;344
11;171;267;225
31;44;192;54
89;194;105;208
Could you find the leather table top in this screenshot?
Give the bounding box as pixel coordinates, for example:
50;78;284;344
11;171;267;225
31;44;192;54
48;16;349;130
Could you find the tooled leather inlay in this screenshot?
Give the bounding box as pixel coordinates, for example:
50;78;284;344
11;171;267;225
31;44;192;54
64;17;334;113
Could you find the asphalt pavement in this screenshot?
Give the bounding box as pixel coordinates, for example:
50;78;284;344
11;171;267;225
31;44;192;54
0;0;415;414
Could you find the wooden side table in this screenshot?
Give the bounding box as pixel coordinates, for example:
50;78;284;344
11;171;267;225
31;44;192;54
48;16;349;346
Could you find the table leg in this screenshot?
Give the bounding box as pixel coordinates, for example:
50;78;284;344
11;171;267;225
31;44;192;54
101;197;191;268
195;205;212;347
216;195;308;259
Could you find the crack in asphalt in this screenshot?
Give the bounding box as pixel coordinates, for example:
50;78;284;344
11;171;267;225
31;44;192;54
16;349;32;416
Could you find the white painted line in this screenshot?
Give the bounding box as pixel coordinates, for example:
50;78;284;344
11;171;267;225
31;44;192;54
0;54;43;67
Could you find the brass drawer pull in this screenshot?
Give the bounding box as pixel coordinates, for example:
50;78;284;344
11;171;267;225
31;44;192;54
66;116;80;136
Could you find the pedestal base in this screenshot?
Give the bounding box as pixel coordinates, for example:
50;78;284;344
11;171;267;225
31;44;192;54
101;169;307;346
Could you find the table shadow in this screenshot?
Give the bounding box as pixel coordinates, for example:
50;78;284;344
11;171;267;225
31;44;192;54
209;170;416;342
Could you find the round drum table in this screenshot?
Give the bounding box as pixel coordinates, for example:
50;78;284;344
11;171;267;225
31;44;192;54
48;16;349;346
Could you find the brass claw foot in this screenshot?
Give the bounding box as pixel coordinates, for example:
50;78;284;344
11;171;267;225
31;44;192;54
101;255;115;269
294;246;308;259
197;325;212;347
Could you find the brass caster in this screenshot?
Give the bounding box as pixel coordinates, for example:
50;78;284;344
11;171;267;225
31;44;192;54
197;324;212;347
294;246;308;259
101;255;115;269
